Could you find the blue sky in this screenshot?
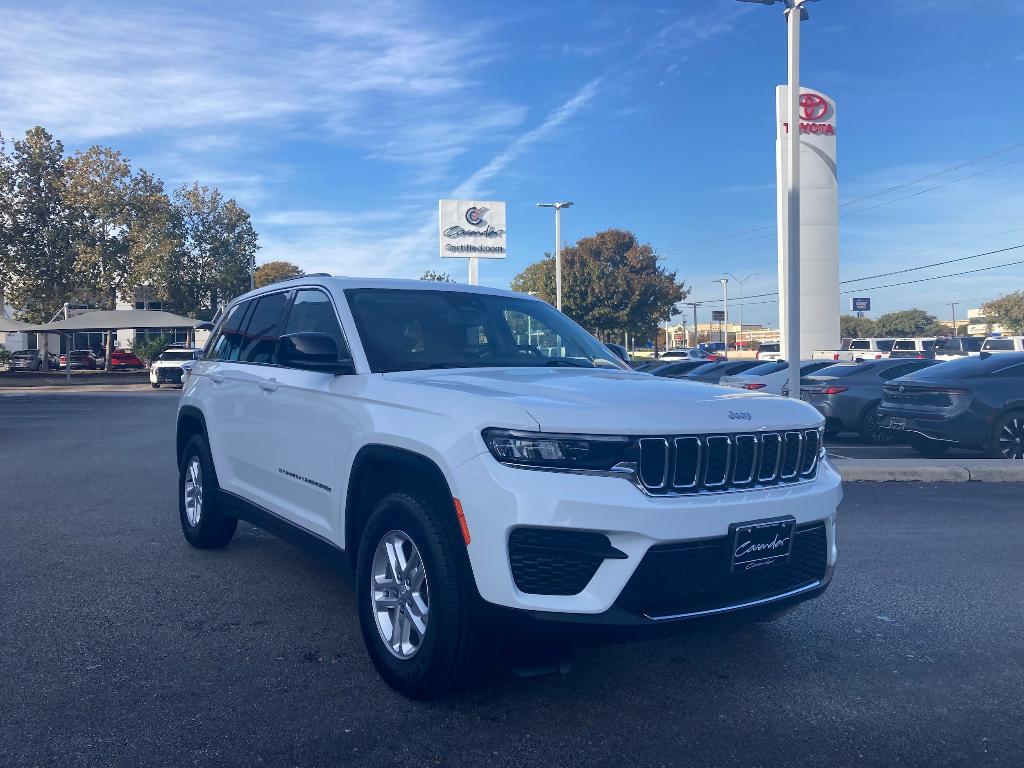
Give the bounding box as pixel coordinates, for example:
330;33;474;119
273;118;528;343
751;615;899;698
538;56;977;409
1;0;1022;327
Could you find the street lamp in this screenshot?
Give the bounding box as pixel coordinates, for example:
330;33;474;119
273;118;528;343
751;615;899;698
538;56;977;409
714;278;729;348
537;202;573;311
739;0;818;396
726;272;758;348
949;301;960;336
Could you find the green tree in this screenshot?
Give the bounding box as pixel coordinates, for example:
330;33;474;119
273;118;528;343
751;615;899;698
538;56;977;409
419;269;454;282
255;260;305;288
873;308;943;337
159;183;259;320
512;229;686;343
0;343;11;368
0;127;80;325
129;333;170;366
65;148;176;368
840;314;877;339
982;291;1024;335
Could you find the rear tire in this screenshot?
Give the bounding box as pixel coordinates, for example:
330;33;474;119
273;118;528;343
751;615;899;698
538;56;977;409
823;421;842;438
151;383;160;389
178;434;237;548
988;412;1024;459
859;403;896;445
356;491;481;699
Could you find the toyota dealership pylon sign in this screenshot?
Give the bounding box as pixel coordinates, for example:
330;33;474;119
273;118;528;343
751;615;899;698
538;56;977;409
775;86;839;358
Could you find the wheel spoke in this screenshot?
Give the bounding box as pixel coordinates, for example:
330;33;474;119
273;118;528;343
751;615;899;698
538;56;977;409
370;529;429;660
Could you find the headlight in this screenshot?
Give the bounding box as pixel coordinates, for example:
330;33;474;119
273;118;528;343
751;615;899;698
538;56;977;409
482;429;634;472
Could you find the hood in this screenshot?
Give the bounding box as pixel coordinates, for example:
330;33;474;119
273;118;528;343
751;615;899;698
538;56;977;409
383;367;823;434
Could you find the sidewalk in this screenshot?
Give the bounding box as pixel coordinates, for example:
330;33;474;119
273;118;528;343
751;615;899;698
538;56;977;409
831;458;1024;482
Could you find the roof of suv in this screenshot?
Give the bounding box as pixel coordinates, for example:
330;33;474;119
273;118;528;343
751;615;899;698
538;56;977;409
233;275;531;304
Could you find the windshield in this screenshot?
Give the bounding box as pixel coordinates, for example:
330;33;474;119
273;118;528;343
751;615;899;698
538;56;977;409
159;350;195;361
893;340;916;350
982;339;1014;351
345;288;629;373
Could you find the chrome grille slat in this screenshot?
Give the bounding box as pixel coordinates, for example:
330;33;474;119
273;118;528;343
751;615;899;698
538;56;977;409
673;437;702;489
703;436;731;488
637;429;820;496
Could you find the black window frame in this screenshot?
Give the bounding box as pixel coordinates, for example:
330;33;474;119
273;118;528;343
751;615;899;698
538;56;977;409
278;287;352;367
237;290;292;365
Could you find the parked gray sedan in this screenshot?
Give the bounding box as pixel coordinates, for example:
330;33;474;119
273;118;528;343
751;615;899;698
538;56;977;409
798;359;941;444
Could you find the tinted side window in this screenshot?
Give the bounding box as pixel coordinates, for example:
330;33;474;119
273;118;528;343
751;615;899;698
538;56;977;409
881;362;926;380
210;302;252;362
963;338;983;351
849;340;869;350
282;289;347;353
239;292;289;364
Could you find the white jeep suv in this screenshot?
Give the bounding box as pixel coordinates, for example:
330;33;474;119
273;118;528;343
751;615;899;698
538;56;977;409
176;277;841;698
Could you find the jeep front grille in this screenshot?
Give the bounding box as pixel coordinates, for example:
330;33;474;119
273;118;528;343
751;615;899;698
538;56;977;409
637;429;820;495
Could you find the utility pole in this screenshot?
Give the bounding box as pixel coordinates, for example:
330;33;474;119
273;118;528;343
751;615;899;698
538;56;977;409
687;302;702;348
715;278;730;348
949;301;960;337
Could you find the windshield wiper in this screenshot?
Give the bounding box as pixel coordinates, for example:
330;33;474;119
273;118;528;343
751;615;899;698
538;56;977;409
545;359;594;368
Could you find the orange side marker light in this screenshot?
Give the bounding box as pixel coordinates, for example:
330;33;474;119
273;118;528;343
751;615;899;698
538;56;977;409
452;498;471;546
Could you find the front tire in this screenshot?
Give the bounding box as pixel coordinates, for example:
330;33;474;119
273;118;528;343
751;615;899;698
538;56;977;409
151;382;160;388
859;403;896;445
178;434;237;548
356;492;481;699
989;412;1024;459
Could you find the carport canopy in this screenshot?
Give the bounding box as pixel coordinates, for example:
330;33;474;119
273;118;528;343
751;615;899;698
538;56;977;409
19;309;201;332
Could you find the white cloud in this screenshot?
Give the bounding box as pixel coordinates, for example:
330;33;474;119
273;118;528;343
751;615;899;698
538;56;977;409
0;3;514;179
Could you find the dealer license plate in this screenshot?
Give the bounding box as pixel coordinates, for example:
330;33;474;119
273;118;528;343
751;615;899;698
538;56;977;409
730;517;795;573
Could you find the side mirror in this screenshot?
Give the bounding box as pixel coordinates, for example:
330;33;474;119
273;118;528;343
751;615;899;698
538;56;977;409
276;332;355;374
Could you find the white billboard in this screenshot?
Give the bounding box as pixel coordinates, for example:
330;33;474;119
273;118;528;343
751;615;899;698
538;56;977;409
438;200;507;260
775;86;839;358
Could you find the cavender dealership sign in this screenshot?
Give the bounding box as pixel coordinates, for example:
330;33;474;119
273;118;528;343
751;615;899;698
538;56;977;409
439;200;507;259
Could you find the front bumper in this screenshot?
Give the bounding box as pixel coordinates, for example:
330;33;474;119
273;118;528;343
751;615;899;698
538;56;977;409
451;451;841;622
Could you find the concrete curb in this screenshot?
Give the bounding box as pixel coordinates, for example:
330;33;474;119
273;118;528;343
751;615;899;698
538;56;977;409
831;458;1024;482
0;372;149;387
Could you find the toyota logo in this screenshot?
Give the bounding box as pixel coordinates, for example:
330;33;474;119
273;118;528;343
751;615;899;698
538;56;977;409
465;206;488;227
799;93;828;121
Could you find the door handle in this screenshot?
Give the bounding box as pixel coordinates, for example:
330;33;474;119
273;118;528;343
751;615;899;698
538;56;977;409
210;373;225;384
259;378;279;393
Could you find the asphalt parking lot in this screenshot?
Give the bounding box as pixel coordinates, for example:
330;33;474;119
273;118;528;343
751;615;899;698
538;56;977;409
2;391;1022;767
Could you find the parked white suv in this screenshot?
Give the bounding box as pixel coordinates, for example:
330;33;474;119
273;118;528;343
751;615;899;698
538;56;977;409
176;277;841;697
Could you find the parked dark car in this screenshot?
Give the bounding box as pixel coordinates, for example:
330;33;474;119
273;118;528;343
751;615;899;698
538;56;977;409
649;360;714;377
604;342;629;363
633;360;668;372
799;358;941;444
9;349;60;371
683;359;763;384
59;350;98;370
878;352;1024;458
109;349;145;370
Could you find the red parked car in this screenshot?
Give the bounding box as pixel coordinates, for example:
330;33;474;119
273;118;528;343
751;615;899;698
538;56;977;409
109;349;144;370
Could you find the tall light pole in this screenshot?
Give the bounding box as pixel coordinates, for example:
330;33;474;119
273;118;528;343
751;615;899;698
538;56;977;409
537;202;573;311
739;0;816;396
949;301;960;336
726;272;758;348
715;278;729;348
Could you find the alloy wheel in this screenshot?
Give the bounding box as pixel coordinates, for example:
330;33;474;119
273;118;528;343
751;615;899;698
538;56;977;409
999;416;1024;459
184;456;203;526
371;530;429;660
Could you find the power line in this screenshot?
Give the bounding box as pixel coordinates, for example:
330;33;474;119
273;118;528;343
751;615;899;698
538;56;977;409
694;239;1024;304
665;139;1024;254
700;256;1024;310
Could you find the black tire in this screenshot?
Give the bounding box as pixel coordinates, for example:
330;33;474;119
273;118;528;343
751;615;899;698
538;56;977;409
151;383;160;389
909;435;951;458
178;434;237;548
356;491;481;699
823;421;842;438
988;412;1024;459
859;402;896;445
